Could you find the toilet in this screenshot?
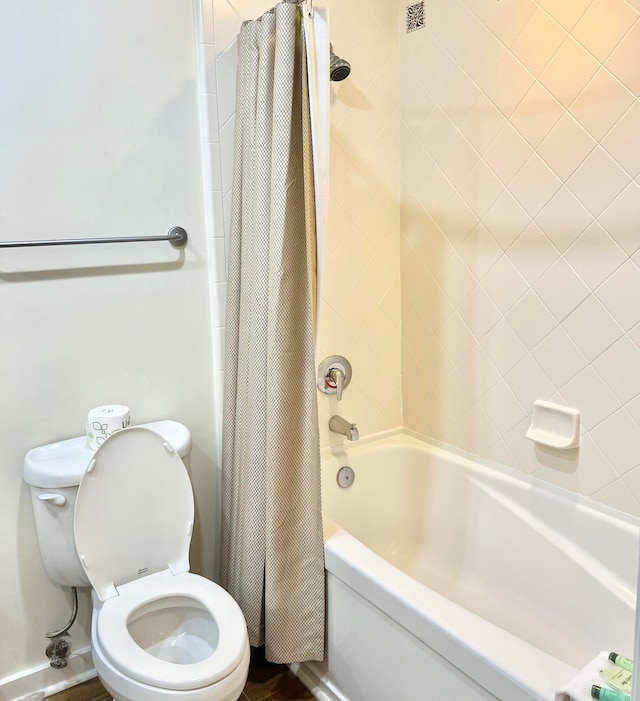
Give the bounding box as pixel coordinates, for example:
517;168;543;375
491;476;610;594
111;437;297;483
24;421;249;701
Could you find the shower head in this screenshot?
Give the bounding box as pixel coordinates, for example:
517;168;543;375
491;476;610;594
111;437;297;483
330;44;351;82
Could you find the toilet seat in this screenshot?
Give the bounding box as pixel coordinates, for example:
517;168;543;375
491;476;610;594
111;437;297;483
74;427;195;601
96;569;248;691
73;427;249;692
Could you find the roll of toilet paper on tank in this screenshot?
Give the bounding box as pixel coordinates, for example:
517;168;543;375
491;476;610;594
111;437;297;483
86;405;130;450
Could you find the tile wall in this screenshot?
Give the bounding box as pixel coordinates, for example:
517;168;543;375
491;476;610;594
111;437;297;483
199;0;402;449
401;0;640;514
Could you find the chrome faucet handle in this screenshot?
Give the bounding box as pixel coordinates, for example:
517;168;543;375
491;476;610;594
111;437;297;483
328;367;345;401
318;356;352;401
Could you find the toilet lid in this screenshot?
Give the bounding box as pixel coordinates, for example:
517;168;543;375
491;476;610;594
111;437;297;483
74;427;194;601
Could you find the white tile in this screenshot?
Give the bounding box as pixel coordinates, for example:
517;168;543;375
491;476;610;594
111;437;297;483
415;163;456;221
435;193;479;249
198;43;218;97
504;417;537;473
457;161;504;218
537;113;597;182
506;355;555;410
598;181;640;256
591;409;640;475
334;167;376;224
208;143;222;190
219;115;235;196
563;222;627;289
532;326;587;387
534;186;592;252
594;336;640;404
573;0;639;63
565;147;629;217
539;36;600;108
482;318;529;375
459;94;506;154
511;7;567;77
357;253;396;305
481;255;528;313
505;290;557;349
435;367;476;421
534;258;590;322
576;434;619;497
602;102;640;178
563;295;624;361
210;282;227;328
483;122;533;185
457;287;503;339
457;346;502;398
593;479;640;517
595;259;640;331
606;20;640;96
507;223;559;285
482;190;532;250
462;0;538;48
570;68;636;142
622;466;640;508
215;54;238;126
560;366;620;430
437;255;477;308
484;53;535;118
536;0;592;32
457;404;502;454
438;312;476;364
509;153;562;217
480;380;527;434
510;82;565;149
458;223;504;280
626;394;640;427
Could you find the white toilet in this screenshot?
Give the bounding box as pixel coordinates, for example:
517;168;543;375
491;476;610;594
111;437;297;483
24;421;250;701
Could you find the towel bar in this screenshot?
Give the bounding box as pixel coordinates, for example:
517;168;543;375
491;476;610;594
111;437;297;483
0;226;188;249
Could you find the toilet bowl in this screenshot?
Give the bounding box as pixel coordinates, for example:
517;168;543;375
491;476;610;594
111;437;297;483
24;422;249;701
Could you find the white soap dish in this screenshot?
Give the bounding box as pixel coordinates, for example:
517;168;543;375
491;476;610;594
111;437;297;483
525;400;580;450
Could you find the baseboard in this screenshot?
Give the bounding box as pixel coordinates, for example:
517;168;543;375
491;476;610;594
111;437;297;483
290;662;350;701
0;647;95;701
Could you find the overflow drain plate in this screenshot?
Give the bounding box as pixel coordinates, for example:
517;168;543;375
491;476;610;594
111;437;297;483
337;465;355;488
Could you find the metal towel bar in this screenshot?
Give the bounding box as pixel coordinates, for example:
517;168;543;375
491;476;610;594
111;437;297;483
0;226;188;249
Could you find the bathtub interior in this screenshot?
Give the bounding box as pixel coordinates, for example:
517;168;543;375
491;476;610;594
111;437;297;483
321;435;638;671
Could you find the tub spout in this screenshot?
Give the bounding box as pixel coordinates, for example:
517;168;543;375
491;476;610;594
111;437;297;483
329;415;359;441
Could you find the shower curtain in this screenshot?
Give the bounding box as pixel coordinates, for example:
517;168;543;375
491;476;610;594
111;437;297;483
220;0;326;663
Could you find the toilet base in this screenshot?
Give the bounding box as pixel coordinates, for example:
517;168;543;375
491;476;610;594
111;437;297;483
91;620;250;701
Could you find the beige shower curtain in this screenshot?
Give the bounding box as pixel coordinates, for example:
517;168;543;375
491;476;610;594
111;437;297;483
220;1;325;663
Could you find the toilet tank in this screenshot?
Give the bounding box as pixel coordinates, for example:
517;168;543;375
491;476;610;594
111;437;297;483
24;420;191;588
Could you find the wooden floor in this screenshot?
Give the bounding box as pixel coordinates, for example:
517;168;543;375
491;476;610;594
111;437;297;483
48;647;313;701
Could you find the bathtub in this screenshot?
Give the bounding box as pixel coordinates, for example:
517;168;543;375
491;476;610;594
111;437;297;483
293;432;638;701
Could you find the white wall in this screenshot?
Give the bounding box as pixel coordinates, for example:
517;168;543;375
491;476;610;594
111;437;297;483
205;0;403;449
0;0;216;690
401;0;640;514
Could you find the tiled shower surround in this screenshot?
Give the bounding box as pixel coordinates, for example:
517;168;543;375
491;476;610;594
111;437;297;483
200;0;640;516
401;0;640;513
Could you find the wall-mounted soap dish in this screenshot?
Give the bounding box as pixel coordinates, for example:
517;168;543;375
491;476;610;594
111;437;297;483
525;400;580;450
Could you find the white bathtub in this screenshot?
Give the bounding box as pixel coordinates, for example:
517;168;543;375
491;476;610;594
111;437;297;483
294;432;638;701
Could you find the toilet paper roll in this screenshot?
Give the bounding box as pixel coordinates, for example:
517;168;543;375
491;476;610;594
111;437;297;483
86;405;130;451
